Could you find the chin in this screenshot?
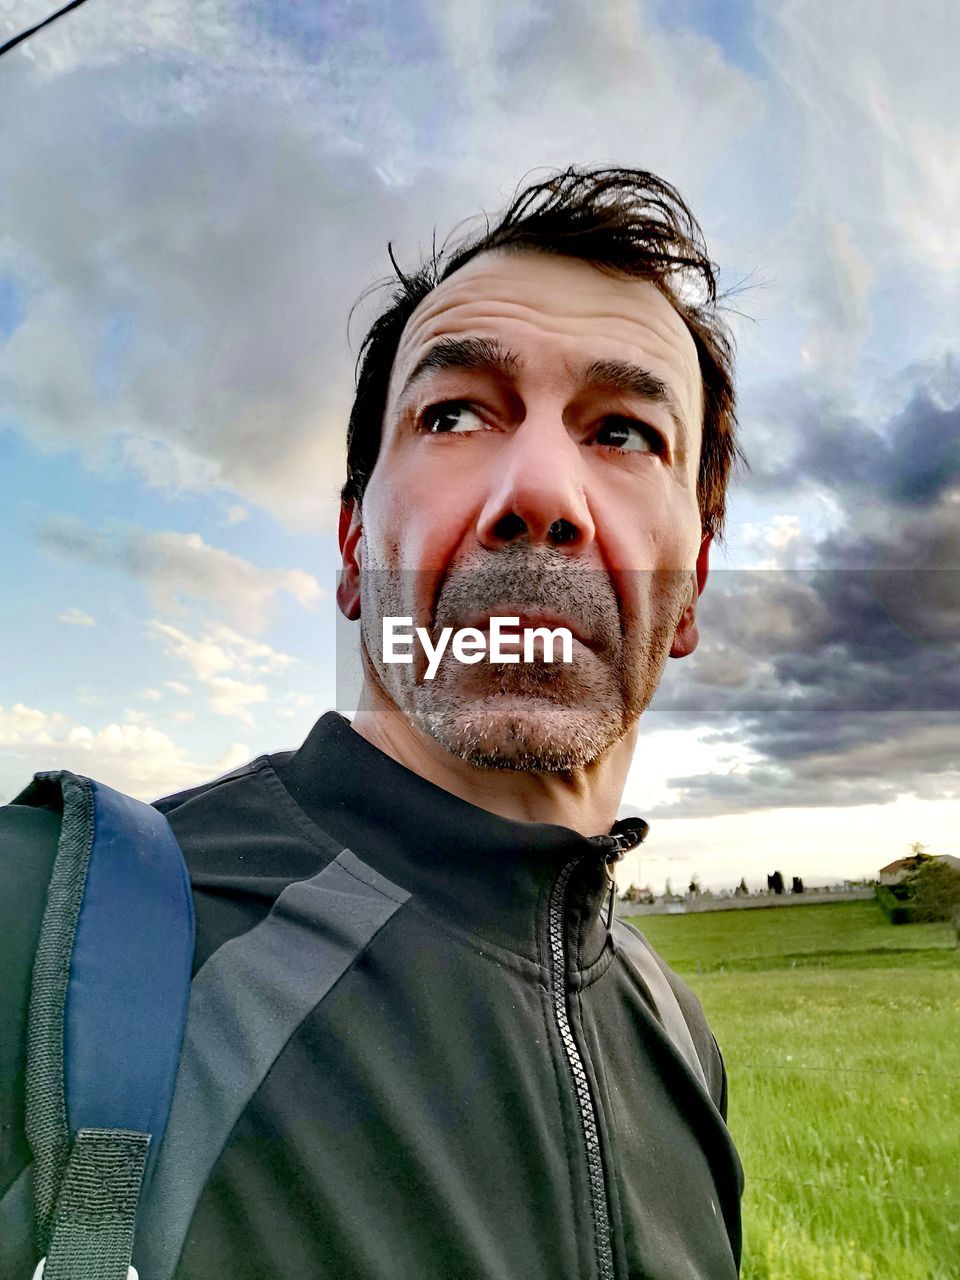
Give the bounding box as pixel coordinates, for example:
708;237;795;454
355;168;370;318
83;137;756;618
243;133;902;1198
414;685;628;773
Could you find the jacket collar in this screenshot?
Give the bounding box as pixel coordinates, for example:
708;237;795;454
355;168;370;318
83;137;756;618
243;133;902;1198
277;712;647;971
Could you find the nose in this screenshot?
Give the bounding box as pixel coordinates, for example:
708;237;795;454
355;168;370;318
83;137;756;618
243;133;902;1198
475;418;596;552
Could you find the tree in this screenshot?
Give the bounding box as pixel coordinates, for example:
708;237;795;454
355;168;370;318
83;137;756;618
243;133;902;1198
792;876;805;894
903;860;960;945
735;877;749;897
767;871;785;895
688;875;702;897
901;844;934;879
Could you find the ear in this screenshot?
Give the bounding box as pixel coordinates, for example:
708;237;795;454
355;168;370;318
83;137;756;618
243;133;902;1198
336;499;363;621
669;533;711;660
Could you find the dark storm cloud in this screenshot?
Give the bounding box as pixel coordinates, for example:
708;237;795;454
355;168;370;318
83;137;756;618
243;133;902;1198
646;369;960;816
745;371;960;510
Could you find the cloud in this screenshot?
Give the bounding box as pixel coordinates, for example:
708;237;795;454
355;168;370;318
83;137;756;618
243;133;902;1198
657;716;959;817
0;702;68;745
205;676;269;725
653;554;959;816
149;619;293;724
747;378;960;515
647;362;960;816
782;216;874;388
37;518;323;631
715;1;959;394
0;1;761;527
765;1;959;279
58;606;96;627
0;700;249;801
149;620;294;679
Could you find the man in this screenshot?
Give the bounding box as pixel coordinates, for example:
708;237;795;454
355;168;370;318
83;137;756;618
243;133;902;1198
1;166;744;1278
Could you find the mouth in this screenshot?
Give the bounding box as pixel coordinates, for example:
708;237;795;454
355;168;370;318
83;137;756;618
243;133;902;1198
459;609;592;650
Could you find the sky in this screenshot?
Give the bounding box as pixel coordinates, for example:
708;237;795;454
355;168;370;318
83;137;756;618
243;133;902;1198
1;0;957;894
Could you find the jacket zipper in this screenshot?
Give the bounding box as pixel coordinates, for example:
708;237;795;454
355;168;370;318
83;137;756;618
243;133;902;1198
548;855;616;1280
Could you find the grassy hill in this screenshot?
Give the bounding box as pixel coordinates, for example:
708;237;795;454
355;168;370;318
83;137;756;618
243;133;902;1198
625;899;960;1280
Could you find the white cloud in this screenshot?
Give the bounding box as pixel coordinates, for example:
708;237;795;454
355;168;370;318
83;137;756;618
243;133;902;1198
149;620;294;681
0;1;761;528
137;687;163;701
121;707;152;725
223;504;249;526
737;515;805;569
763;1;958;317
149;619;293;724
206;676;269;725
0;702;67;745
0;699;249;800
163;680;191;695
58;607;95;627
38;518;324;632
796;220;873;384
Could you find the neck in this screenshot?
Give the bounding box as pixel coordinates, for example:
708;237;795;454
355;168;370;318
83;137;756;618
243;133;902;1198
349;681;636;838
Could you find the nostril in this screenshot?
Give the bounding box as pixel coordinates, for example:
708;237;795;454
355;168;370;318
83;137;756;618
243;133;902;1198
492;513;528;542
548;519;579;545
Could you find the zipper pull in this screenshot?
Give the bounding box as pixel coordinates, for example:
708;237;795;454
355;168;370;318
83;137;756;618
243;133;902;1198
593;823;646;937
603;852;619;934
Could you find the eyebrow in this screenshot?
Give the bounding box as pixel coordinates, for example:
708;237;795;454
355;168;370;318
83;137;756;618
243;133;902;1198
578;358;688;438
397;336;689;442
398;336;520;401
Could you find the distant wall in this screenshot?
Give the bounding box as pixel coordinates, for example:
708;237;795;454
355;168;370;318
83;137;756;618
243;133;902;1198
624;889;876;916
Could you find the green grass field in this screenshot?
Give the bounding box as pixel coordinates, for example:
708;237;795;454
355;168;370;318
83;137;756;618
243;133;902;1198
625;900;960;1280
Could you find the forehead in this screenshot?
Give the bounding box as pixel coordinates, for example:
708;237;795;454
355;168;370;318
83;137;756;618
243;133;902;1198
388;248;703;426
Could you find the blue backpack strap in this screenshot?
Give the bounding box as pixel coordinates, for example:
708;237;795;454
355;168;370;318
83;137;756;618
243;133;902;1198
16;771;194;1278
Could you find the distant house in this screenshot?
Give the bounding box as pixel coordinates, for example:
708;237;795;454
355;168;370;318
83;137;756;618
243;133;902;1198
879;854;930;884
622;884;655;905
879;853;958;885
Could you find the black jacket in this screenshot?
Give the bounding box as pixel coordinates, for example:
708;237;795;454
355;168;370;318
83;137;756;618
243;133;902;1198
0;711;742;1278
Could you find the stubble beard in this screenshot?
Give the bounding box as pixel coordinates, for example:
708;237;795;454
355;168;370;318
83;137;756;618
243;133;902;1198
360;552;688;773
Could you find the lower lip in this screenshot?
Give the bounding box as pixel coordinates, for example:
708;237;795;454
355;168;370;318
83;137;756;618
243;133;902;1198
474;624;589;649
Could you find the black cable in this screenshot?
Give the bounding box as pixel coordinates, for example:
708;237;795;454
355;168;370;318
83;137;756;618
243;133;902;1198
0;0;93;60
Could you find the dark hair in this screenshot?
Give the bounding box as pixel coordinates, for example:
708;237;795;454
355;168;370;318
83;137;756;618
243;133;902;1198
343;166;742;540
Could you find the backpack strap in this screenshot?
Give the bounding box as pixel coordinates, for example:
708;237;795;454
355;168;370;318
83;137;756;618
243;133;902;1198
613;918;709;1092
16;771;194;1280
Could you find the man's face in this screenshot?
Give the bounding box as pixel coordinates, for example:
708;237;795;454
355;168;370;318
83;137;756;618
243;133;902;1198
340;247;708;771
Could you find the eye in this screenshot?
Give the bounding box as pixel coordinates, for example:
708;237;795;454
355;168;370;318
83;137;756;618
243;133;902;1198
420;401;487;434
593;417;661;454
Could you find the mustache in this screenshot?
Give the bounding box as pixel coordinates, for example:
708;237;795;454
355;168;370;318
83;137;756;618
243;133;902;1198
431;548;623;651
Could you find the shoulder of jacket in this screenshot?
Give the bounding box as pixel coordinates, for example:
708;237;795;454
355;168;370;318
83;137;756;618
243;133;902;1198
0;801;62;899
152;749;295;817
620;919;726;1108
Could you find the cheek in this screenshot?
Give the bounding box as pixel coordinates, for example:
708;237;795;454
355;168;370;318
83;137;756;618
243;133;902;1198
601;489;701;575
598;486;700;635
373;457;479;571
361;463;477;629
